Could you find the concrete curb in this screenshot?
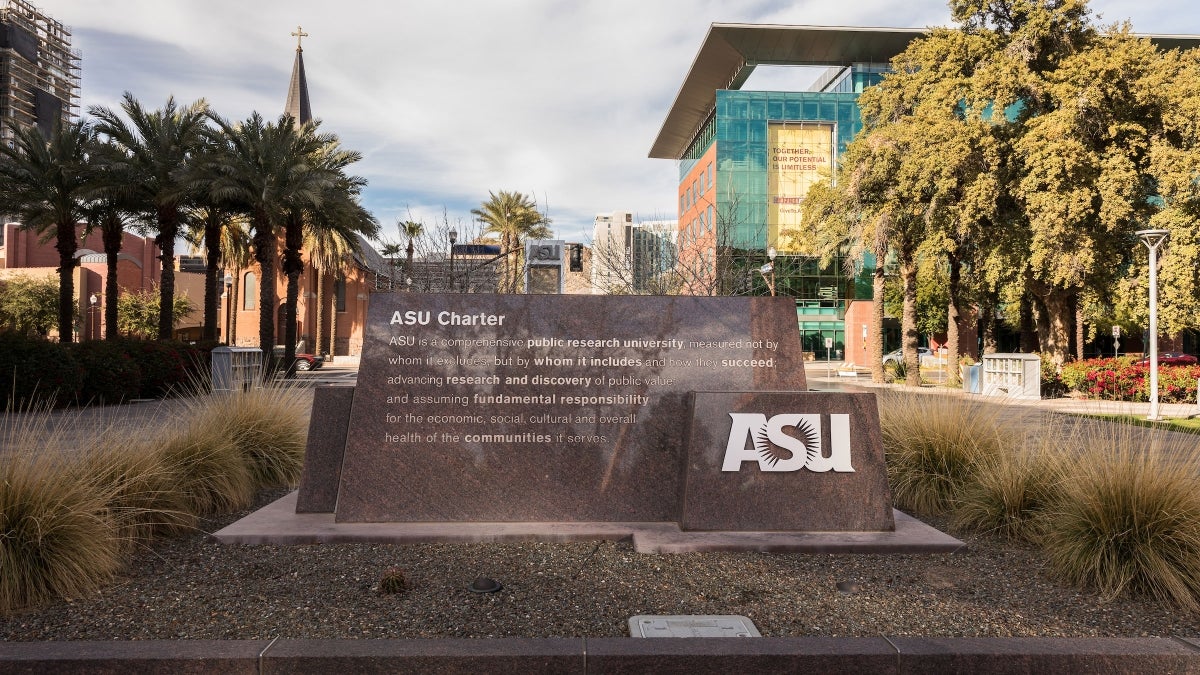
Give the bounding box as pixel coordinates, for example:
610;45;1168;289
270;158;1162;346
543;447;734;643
3;637;1199;673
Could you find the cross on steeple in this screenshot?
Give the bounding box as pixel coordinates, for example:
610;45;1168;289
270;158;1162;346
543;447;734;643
291;25;308;50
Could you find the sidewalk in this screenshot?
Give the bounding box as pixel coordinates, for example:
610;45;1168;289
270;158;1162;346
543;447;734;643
804;363;1200;420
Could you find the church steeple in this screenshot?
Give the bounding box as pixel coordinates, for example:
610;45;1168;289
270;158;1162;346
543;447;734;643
285;25;312;124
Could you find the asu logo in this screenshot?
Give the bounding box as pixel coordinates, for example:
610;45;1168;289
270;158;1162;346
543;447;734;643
722;413;855;473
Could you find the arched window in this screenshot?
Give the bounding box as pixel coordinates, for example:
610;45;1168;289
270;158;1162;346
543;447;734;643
243;272;256;310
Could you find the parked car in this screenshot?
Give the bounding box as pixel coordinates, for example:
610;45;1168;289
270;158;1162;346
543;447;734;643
882;347;932;367
1137;352;1198;366
272;346;325;371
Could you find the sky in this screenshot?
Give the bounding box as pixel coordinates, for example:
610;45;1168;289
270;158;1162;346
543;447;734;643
33;0;1200;247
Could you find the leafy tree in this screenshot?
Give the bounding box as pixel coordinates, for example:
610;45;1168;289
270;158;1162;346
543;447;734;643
117;287;194;339
0;120;99;342
471;190;551;293
90;93;210;341
0;275;59;337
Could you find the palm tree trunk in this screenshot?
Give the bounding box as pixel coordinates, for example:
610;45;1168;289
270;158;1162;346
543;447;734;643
282;215;305;377
314;269;325;357
330;277;339;361
901;251;920;387
945;250;961;387
230;265;240;345
870;260;886;383
253;218;278;368
55;222;78;343
202;213;223;342
156;206;179;341
102;216;123;340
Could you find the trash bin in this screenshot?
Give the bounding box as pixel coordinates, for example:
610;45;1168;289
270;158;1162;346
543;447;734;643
963;364;982;394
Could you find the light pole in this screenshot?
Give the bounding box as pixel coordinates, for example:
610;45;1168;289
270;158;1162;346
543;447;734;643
88;293;98;340
758;246;777;296
448;228;458;293
223;272;234;344
1136;229;1169;421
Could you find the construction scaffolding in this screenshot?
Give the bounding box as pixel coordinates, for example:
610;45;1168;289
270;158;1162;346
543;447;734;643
0;0;79;140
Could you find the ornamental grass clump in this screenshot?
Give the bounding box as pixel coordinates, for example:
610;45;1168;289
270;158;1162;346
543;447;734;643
155;429;256;516
178;383;309;489
0;405;123;612
1041;424;1200;611
68;432;193;545
951;434;1069;543
877;391;1016;516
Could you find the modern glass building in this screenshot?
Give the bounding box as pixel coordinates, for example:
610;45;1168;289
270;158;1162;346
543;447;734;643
652;23;1200;363
650;25;923;360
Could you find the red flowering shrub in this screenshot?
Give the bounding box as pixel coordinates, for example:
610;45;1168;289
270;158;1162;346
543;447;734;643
1061;356;1199;403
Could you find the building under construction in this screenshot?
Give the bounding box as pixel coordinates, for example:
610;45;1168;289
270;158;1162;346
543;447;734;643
0;0;78;140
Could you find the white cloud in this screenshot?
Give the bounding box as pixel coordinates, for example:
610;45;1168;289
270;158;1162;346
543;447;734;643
34;0;1200;242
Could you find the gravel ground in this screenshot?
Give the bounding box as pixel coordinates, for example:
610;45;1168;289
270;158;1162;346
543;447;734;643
2;488;1198;641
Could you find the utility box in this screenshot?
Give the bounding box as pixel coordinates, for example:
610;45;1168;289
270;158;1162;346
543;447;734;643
963;363;982;394
981;353;1041;400
212;346;263;392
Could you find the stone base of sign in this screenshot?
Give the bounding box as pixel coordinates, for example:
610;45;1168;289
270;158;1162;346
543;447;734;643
214;492;963;554
681;391;893;532
294;384;353;513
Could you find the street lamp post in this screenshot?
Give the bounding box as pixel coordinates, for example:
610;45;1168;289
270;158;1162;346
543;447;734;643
223;272;234;345
448;228;458;293
1136;229;1169;421
758;246;778;296
88;293;98;340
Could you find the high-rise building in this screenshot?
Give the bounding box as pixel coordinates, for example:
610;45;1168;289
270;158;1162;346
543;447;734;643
0;0;79;141
591;211;677;294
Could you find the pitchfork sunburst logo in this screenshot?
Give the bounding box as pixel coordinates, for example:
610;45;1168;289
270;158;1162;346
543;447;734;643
723;413;855;473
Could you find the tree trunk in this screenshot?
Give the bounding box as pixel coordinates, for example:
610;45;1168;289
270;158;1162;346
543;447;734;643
1028;279;1074;366
156;206;178;341
102;216;123;340
282;214;305;378
870;259;886;383
314;269;325;357
1019;291;1038;353
945;250;962;387
1075;299;1085;361
978;296;998;355
55;221;78;343
253;216;278;370
202;212;222;342
900;252;920;387
330;276;339;361
230;266;240;345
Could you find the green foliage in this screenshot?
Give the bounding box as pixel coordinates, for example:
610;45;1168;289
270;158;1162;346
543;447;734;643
69;340;143;405
1039;353;1067;399
0;332;82;409
116;288;193;340
111;339;188;399
0;275;58;337
1060;357;1199;403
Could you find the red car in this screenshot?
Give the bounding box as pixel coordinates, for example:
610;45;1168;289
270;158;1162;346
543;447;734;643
1137;352;1198;366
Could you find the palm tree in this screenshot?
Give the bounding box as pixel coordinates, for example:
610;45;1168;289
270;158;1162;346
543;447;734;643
0;120;98;342
182;204;237;342
379;241;402;289
90;93;209;341
206;111;337;362
304;224;358;357
471;190;551;292
400;219;424;282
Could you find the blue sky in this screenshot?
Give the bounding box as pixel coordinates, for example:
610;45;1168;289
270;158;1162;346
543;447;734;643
35;0;1200;246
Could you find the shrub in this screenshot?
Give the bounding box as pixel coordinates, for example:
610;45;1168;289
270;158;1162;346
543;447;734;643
1039;353;1067;399
952;433;1068;542
379;567;408;595
877;391;1015;515
178;383;309;489
0;409;124;612
0;332;82;409
155;432;256;516
1042;426;1200;611
1060;357;1199;403
69;340;143;405
112;339;188;399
